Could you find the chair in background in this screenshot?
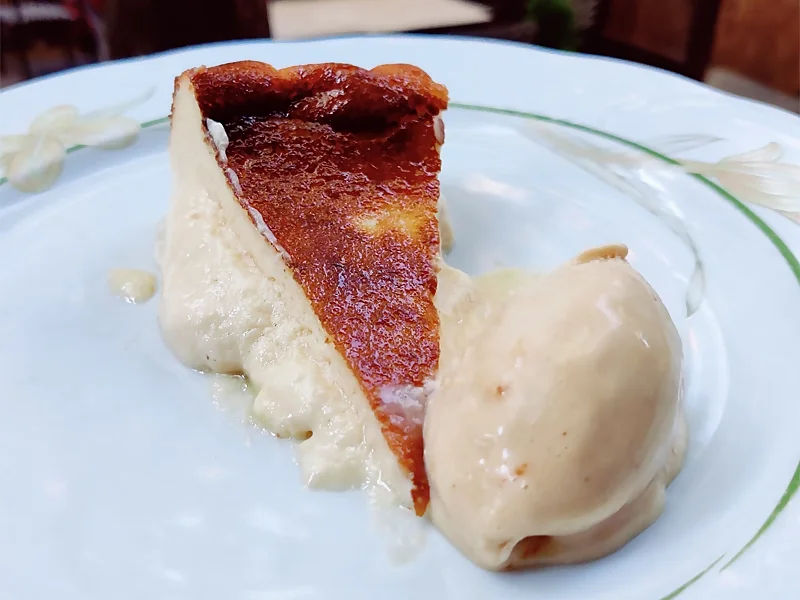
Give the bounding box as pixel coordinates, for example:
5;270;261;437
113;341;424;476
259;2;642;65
104;0;271;60
0;0;99;84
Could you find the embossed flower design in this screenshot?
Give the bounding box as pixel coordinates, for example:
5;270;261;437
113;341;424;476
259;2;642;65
523;122;800;314
522;122;707;316
0;89;153;193
524;123;800;222
676;143;800;222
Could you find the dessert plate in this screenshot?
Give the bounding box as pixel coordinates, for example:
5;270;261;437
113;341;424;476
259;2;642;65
1;36;798;600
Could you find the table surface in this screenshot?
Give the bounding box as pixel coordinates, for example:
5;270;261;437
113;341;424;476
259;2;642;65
267;0;492;40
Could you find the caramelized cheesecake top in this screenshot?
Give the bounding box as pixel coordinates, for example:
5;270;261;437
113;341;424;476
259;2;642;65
181;61;448;515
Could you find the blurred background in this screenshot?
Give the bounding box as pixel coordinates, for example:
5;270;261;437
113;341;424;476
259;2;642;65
0;0;798;112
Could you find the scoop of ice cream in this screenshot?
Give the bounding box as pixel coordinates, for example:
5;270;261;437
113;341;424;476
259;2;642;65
426;247;685;570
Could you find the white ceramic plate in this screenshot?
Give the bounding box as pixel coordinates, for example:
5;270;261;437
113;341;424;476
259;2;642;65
1;36;799;600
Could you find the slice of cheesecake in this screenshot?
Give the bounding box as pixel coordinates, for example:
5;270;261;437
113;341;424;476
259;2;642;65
164;61;448;515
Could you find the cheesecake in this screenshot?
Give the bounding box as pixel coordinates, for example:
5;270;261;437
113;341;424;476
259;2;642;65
161;61;448;515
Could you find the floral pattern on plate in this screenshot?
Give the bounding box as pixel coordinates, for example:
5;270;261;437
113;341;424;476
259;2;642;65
0;88;154;192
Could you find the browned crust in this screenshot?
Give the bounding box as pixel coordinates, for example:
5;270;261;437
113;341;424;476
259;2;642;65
184;61;448;131
180;61;447;515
